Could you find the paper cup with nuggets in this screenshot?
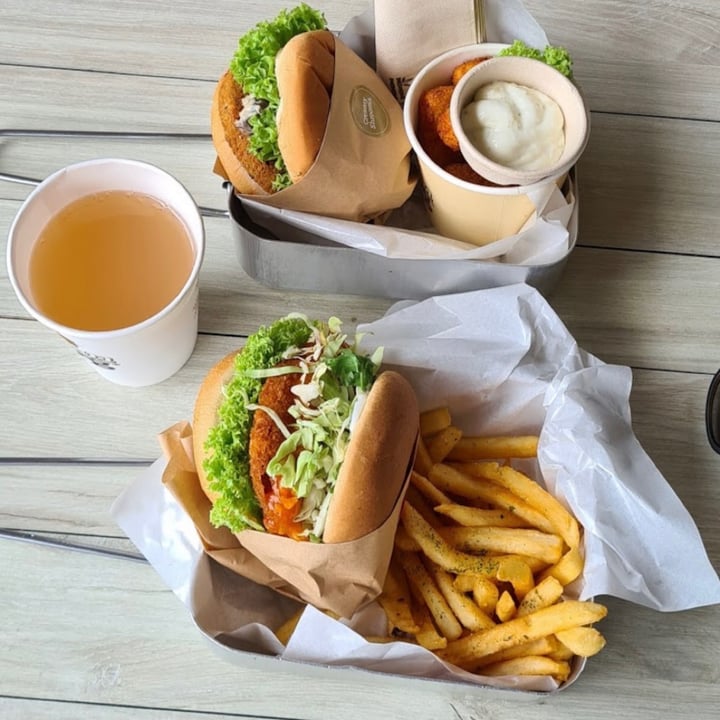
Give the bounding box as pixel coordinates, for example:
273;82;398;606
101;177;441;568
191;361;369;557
403;44;572;246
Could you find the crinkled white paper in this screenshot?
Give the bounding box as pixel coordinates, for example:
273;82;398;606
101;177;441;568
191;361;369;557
112;284;720;692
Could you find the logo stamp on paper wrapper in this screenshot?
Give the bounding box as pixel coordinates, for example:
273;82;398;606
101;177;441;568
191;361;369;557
350;86;390;136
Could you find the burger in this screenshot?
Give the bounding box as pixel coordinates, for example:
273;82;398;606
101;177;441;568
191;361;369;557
211;4;335;194
192;314;419;543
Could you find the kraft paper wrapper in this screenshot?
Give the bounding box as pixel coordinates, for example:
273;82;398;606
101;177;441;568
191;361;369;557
214;37;416;222
157;419;414;619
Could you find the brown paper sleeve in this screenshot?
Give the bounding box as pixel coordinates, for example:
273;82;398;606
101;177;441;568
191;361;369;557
215;37;416;222
158;421;413;619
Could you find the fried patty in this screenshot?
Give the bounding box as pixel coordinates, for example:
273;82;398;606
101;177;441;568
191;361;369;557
248;369;298;509
216;70;277;193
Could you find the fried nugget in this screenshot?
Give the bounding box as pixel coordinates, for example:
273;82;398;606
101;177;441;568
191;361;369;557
436;108;460;151
443;162;501;187
451;56;491;86
418;85;462;163
419;85;454;124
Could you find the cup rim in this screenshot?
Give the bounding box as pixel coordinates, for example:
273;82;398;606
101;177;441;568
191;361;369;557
6;157;205;340
449;55;589;186
402;43;572;195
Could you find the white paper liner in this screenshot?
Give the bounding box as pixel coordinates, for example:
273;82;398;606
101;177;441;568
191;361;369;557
112;284;720;692
241;173;576;264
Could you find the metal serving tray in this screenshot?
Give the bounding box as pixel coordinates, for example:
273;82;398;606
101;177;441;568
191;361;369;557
229;185;578;301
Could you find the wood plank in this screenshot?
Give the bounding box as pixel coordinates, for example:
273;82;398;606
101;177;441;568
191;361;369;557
0;0;370;80
0;135;227;209
548;246;719;372
524;0;720;65
2;0;719;121
3;230;718;385
0;699;251;720
0;465;144;535
0;67;213;136
0;324;234;459
524;0;720;118
578;113;720;254
0;540;718;718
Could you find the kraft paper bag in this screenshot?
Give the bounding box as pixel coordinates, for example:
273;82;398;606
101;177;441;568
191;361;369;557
215;36;416;222
158;420;415;619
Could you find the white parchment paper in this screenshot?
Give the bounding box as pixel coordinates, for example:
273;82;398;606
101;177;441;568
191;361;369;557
112;284;720;692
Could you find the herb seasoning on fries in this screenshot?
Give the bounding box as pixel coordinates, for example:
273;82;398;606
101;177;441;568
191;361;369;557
376;406;608;684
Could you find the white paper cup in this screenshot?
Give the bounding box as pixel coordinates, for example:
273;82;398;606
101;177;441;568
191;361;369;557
403;44;567;246
6;158;205;387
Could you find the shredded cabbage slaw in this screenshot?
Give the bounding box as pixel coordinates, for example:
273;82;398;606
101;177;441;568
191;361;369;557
203;314;382;539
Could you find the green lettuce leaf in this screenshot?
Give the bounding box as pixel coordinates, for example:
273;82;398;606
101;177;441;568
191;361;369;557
498;39;574;79
228;3;327;190
203;316;312;532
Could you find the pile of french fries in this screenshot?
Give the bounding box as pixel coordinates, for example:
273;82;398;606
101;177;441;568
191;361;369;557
377;406;608;684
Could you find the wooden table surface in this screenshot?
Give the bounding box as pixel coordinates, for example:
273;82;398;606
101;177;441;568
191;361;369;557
1;1;718;718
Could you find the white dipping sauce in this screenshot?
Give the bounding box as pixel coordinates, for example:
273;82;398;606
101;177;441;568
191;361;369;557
460;81;565;171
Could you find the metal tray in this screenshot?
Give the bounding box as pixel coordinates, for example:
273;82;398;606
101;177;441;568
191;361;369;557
229;184;577;301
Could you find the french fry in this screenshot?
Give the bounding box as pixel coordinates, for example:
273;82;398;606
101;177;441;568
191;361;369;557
447;435;539;461
425;559;496;632
452;574;500;616
429;463;557;536
456;461;580;548
405;484;443;528
471;576;500;616
547;642;575;661
394;524;421;552
439;525;564;565
538;545;584;586
401;502;502;577
555;627;607;657
494;554;549;575
414;435;434;477
411;470;452;507
481;655;571;683
516;576;564;617
378;557;421;635
452;573;477;593
496;556;535;600
434;504;531;528
470;636;561;670
274;608;304;645
440;600;608;666
427;425;463;463
372;404;607;685
398;550;463;641
420;406;452;437
495;590;517;622
413;603;448;651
